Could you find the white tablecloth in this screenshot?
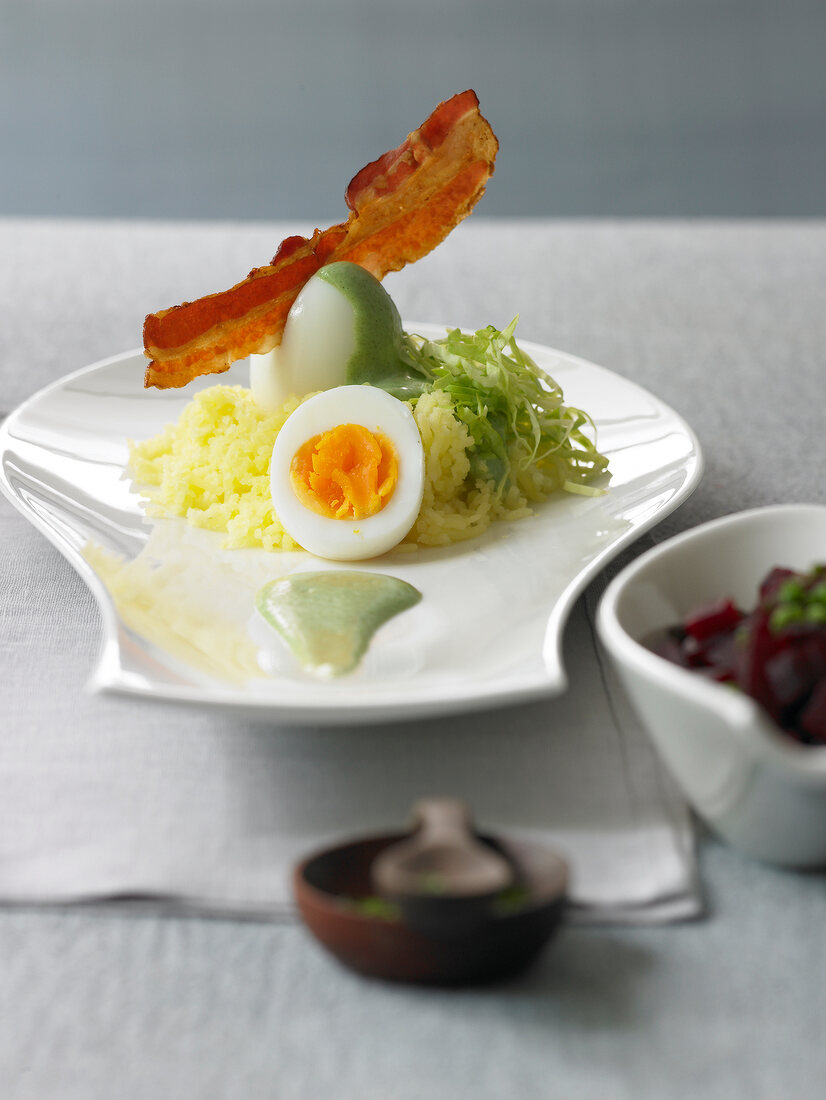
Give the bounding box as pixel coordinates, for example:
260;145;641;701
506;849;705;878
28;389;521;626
1;218;824;1100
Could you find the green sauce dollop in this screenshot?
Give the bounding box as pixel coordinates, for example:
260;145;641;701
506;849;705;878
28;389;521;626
256;570;422;677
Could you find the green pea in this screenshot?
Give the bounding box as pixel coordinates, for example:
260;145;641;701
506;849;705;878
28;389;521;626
770;604;804;632
777;579;806;604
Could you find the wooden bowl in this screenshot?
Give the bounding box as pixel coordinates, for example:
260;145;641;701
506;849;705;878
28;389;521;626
293;832;568;985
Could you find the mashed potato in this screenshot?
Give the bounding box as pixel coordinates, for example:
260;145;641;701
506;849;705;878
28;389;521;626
128;385;537;551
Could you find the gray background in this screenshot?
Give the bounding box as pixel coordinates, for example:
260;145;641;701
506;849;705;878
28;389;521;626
2;0;825;219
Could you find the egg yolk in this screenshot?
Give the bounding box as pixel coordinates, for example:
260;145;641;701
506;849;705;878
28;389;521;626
290;423;399;520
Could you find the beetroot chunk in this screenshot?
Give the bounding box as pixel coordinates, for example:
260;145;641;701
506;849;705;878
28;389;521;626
800;680;826;744
736;608;781;720
684;598;743;642
764;638;826;709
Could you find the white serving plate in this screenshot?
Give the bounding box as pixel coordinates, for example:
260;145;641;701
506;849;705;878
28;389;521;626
597;505;826;867
0;327;701;724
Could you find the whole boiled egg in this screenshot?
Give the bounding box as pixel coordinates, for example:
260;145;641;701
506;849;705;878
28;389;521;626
250;261;414;411
270;385;425;561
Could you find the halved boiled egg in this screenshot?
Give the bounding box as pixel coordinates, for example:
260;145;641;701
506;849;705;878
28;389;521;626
270;385;424;560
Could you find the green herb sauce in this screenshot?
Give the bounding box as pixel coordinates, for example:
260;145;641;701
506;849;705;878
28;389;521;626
256;570;422;677
341;884;533;924
317;262;427;400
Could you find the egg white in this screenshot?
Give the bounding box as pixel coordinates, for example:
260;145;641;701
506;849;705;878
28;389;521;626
270;386;425;561
249;276;356;411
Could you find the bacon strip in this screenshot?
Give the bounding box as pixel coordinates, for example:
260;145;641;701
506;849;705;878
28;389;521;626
143;90;498;389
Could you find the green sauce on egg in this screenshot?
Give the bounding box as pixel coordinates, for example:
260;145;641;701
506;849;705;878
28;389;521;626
256;570;422;677
317;262;428;400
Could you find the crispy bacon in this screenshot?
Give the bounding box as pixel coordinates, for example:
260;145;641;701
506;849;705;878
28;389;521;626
143;90;498;389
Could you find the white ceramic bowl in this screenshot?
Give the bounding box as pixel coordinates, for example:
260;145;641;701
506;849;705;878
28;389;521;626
597;504;826;868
